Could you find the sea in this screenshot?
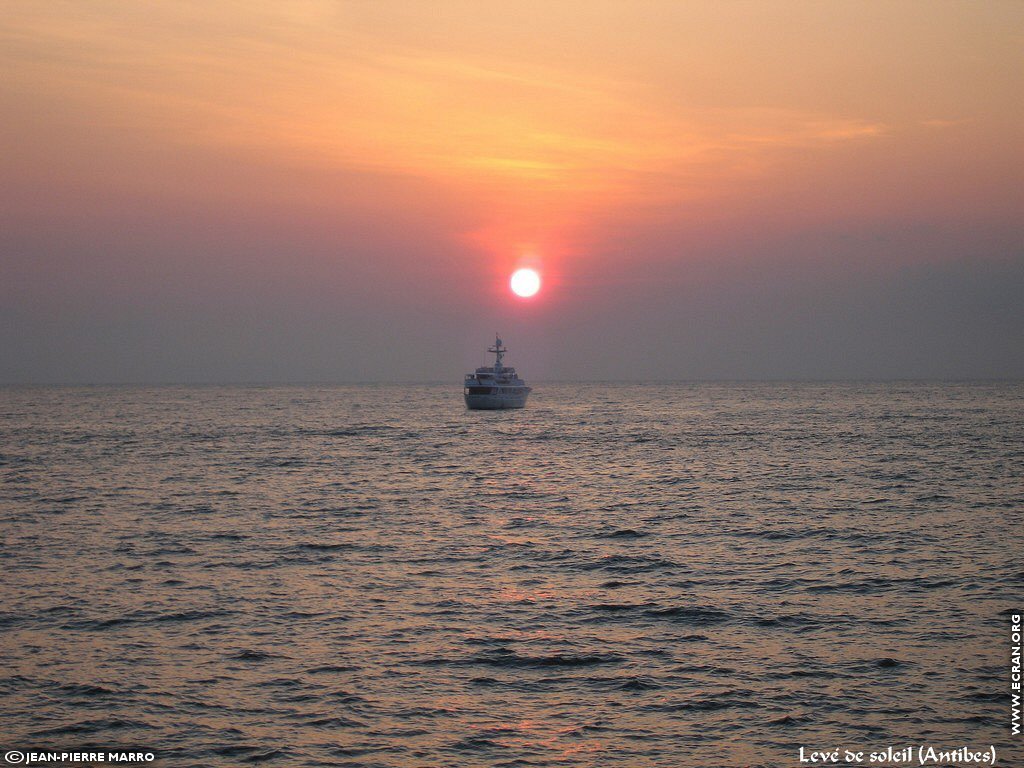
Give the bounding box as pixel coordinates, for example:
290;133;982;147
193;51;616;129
1;382;1022;768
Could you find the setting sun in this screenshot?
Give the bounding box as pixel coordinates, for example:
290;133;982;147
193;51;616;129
510;268;541;298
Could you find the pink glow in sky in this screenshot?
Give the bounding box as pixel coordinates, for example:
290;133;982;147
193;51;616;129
1;2;1022;381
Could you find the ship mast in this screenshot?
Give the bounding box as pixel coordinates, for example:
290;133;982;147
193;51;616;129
488;334;506;372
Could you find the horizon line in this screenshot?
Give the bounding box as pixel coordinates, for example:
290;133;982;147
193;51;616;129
2;377;1022;388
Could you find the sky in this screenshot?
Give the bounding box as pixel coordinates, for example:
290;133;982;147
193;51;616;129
1;0;1022;382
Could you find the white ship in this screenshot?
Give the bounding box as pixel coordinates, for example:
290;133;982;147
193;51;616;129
464;336;532;410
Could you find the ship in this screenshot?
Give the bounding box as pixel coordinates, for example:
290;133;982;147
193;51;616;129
464;335;531;410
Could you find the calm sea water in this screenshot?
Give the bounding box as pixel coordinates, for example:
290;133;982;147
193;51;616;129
1;383;1022;768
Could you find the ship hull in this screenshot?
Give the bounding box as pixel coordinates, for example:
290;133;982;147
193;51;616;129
464;391;530;410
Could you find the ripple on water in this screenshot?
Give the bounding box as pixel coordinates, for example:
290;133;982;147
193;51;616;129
1;382;1021;767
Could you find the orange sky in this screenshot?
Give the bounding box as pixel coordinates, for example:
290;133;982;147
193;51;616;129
1;1;1022;381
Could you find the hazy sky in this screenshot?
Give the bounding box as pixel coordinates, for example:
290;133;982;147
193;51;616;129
2;1;1022;382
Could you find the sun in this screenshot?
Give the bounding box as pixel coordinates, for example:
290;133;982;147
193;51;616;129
510;268;541;298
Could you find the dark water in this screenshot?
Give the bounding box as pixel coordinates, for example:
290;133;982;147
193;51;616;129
1;383;1022;767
